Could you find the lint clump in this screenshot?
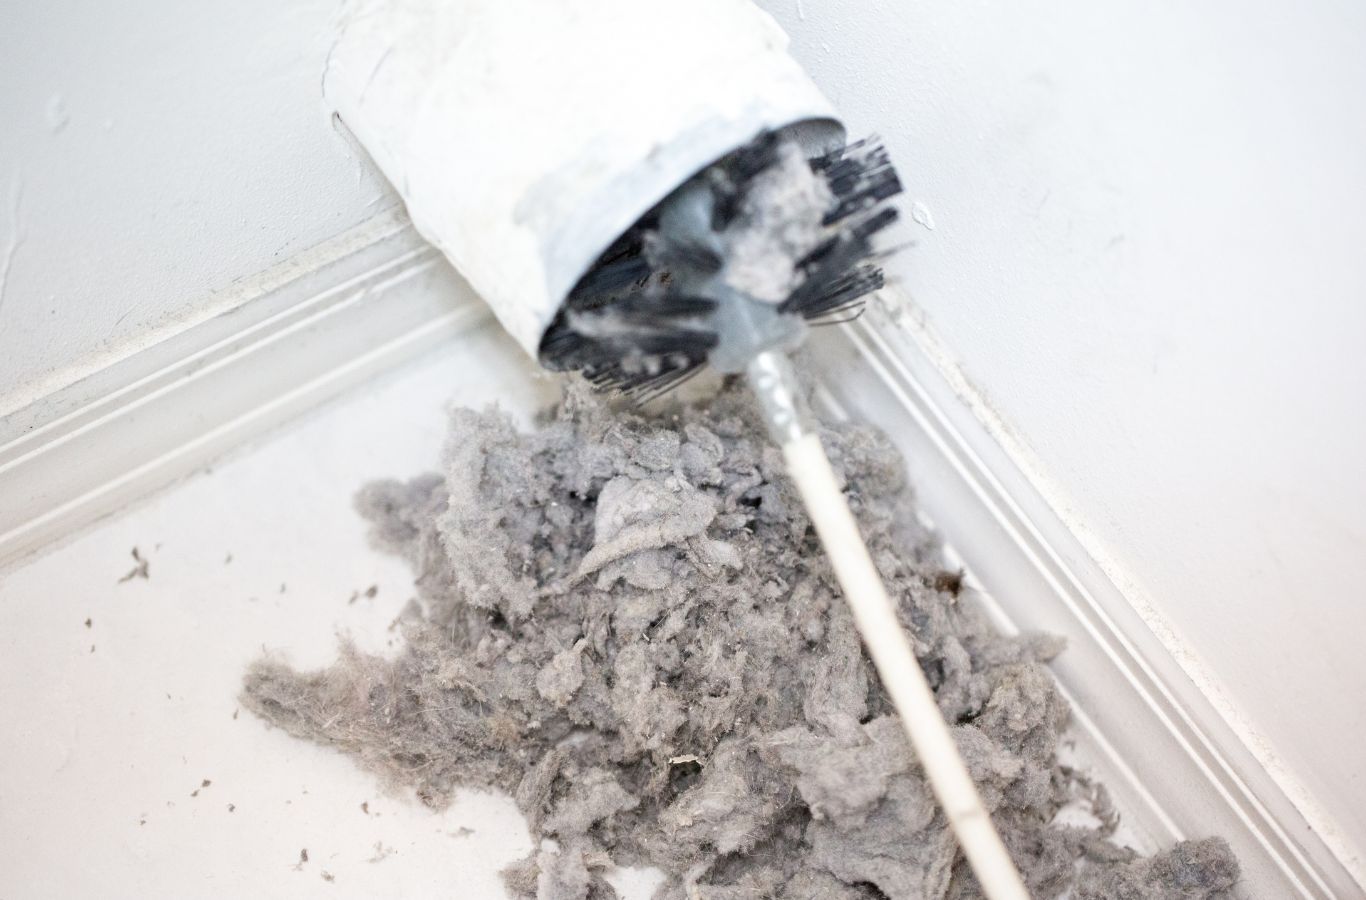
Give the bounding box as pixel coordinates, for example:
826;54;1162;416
242;381;1240;899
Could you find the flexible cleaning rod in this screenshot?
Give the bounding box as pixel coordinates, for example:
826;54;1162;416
748;351;1032;900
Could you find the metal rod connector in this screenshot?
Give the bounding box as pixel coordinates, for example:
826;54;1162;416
746;350;813;447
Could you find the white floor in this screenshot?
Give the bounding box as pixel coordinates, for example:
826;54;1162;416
0;324;681;899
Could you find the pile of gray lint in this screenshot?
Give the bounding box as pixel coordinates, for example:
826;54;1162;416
242;382;1241;899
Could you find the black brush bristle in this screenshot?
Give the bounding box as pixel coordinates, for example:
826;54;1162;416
539;132;903;396
812;138;903;225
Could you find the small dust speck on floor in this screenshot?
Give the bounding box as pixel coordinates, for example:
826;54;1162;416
118;546;150;583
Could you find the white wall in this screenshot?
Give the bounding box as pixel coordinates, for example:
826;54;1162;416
0;0;392;412
757;0;1366;863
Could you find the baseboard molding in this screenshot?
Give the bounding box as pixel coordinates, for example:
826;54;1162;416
0;210;487;569
805;299;1361;898
1;214;1358;897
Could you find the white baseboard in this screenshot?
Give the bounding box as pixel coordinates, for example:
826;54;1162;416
1;213;1357;898
0;210;487;569
806;302;1361;898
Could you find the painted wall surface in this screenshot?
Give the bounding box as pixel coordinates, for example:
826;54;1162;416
757;0;1366;863
0;0;393;412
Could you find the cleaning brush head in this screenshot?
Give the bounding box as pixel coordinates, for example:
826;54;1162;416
538;133;904;399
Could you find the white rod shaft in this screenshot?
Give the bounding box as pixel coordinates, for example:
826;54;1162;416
781;432;1031;900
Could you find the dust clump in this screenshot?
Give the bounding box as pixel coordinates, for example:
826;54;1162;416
1073;838;1239;899
119;546;150;583
721;139;834;304
242;383;1239;898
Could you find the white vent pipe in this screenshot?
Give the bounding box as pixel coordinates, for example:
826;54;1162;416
324;0;844;359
